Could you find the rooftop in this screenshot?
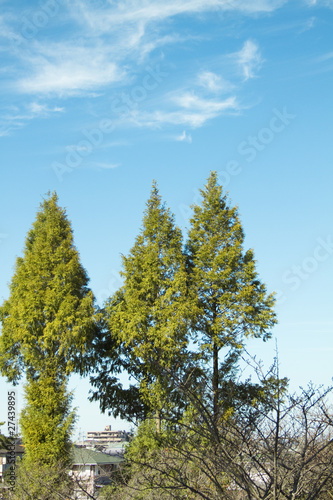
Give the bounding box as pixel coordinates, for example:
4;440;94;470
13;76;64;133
72;446;124;466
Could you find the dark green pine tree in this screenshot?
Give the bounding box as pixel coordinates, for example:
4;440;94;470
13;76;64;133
0;192;97;466
186;172;277;421
90;182;191;429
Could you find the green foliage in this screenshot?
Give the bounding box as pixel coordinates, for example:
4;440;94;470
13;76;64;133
3;457;74;500
125;417;167;461
187;171;277;348
90;174;280;498
0;192;97;466
111;415;232;500
115;182;190;371
0;192;96;383
90;183;192;422
1;177;330;500
20;376;75;466
186;172;277;416
109;368;333;500
0;421;10;449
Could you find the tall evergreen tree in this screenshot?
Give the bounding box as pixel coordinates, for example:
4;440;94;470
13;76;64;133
90;183;191;427
0;192;96;465
186;172;277;420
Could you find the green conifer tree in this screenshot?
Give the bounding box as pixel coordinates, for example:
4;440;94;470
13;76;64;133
0;192;96;466
186;172;277;420
90;183;191;428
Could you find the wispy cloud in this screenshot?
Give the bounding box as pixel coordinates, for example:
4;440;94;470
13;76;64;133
0;0;282;135
175;130;192;143
305;0;333;6
197;71;233;93
305;0;333;5
172;92;235;111
310;49;333;76
28;102;64;115
299;16;316;32
236;40;263;80
2;0;283;98
62;0;286;75
92;162;120;170
0;101;64;137
317;51;333;62
127;94;238;128
15;43;125;96
69;0;287;34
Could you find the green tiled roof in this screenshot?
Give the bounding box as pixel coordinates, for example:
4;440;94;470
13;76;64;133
72;446;123;466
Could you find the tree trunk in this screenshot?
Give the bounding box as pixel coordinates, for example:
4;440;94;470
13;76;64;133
213;340;219;423
156;409;161;434
274;352;281;500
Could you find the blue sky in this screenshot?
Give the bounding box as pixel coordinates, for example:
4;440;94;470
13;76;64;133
0;0;332;438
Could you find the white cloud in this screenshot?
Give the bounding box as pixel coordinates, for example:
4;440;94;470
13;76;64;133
172;92;233;111
176;130;192;142
68;144;90;153
137;34;195;63
3;1;276;101
127;94;238;128
0;14;17;41
28;102;64;115
92;162;120;169
197;71;223;92
69;0;286;36
197;71;234;93
0;0;283;135
62;0;285;69
317;51;333;61
0;101;64;137
305;0;333;6
237;40;263;80
299;16;316;32
2;0;283;100
237;0;287;10
16;44;124;96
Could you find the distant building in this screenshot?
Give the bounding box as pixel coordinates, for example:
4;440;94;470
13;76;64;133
0;443;24;483
86;425;129;446
0;436;125;499
102;441;127;456
70;445;123;500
